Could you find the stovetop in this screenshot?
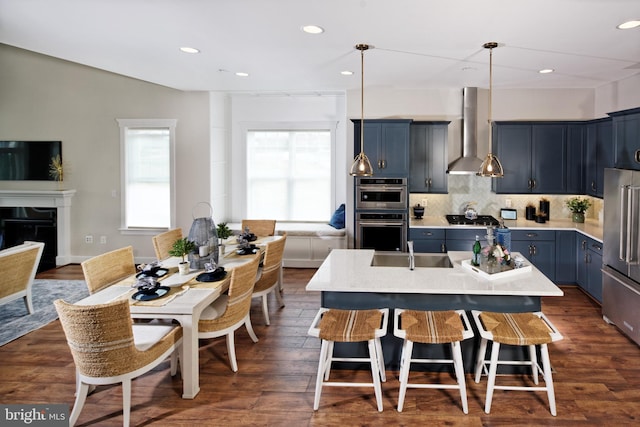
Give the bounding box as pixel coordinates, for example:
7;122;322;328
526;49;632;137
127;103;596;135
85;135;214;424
445;214;500;226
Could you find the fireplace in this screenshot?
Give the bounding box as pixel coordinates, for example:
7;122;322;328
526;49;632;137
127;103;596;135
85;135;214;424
0;190;75;269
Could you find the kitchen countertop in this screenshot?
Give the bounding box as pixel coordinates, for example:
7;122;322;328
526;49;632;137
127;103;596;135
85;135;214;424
410;216;603;242
306;249;564;297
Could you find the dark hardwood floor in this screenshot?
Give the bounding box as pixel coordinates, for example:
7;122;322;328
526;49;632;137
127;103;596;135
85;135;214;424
1;265;638;426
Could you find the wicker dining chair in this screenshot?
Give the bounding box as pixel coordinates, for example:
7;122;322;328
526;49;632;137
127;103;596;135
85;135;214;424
198;254;261;372
0;241;44;314
81;246;136;294
152;228;183;261
54;299;183;427
240;219;276;237
250;233;287;326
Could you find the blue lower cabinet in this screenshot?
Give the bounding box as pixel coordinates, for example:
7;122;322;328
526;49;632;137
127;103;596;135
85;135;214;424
511;230;556;282
409;228;446;253
555;231;576;284
586;239;603;303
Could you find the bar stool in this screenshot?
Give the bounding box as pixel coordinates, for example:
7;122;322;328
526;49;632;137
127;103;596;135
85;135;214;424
393;309;474;413
308;307;389;412
471;310;563;416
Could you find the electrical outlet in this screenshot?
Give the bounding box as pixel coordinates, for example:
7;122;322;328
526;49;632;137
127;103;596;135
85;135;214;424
505;199;512;208
100;236;107;244
85;235;93;244
421;199;428;207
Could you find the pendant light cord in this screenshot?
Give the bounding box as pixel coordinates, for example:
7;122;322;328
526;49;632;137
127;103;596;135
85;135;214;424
360;46;365;154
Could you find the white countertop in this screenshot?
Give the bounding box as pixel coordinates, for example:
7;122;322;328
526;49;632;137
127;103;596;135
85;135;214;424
410;216;603;242
306;249;564;297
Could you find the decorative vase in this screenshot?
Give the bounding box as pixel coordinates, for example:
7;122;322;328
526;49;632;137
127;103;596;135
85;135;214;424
178;262;190;275
572;212;585;223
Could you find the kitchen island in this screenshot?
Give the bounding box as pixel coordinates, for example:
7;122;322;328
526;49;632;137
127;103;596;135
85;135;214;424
306;249;563;370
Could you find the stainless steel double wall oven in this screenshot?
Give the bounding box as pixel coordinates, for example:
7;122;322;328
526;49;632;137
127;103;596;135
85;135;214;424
355;177;407;252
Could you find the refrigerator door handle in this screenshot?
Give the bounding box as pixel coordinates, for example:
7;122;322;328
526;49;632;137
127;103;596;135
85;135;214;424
627;186;640;265
620;185;628;261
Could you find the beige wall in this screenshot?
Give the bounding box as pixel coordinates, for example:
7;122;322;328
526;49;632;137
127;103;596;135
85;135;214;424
0;44;210;261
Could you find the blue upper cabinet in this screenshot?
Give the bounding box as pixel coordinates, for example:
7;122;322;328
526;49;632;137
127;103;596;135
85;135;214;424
409;122;449;193
585;118;613;198
611;107;640;171
492;122;568;194
353;119;411;177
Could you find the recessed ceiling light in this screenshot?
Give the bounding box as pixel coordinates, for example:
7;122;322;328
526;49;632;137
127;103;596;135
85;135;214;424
235;72;249;77
617;20;640;29
302;25;324;34
180;47;200;54
539;68;554;74
341;70;354;76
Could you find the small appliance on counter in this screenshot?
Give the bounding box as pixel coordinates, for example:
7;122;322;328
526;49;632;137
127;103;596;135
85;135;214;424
500;208;517;220
412;204;425;219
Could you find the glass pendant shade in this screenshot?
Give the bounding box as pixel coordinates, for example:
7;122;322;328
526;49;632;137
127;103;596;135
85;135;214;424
478;153;504;177
349;151;374;176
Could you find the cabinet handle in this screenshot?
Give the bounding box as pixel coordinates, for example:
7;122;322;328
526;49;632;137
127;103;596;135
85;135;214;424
532;245;537;256
428;178;432;188
527;179;532;189
591;181;596;191
424;232;433;237
584;253;588;263
381;159;386;169
528;245;533;256
532;179;537;189
526;233;537;238
635;149;640;164
591;243;602;251
587;253;592;264
581;240;587;250
441;243;446;253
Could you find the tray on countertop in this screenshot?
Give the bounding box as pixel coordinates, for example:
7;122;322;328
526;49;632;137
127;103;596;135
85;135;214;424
461;256;532;281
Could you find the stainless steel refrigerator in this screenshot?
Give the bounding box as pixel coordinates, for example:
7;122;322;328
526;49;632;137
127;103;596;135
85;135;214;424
602;168;640;346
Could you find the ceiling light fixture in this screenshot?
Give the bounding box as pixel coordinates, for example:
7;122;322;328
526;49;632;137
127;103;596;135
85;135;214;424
302;25;324;34
341;70;354;76
539;68;554;74
478;42;504;178
235;72;249;77
349;43;374;177
617;20;640;30
179;47;200;54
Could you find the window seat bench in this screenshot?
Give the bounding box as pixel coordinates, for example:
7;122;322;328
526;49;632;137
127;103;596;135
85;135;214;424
227;222;347;268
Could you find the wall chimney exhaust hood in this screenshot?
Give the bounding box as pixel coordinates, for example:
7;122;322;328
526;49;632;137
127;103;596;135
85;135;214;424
447;87;484;175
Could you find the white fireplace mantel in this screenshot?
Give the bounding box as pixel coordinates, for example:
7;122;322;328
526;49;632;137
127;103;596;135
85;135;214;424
0;189;76;266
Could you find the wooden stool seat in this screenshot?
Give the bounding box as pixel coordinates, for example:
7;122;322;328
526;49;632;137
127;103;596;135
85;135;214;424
472;310;563;416
308;308;389;412
393;309;474;413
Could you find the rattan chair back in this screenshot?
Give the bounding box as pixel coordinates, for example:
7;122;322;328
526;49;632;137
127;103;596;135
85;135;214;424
253;233;287;294
81;246;136;294
152;228;183;261
241;219;276;237
199;254;260;332
0;241;44;313
54;298;182;378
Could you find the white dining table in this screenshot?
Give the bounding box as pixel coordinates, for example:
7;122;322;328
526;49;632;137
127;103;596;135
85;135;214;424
74;235;282;399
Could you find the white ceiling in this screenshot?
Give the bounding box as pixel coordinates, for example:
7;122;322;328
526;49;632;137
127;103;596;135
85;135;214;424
1;0;639;93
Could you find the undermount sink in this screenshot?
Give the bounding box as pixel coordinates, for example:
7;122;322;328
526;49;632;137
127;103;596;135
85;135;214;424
371;252;453;268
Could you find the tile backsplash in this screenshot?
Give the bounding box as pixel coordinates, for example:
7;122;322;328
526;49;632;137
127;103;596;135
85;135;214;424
409;175;603;222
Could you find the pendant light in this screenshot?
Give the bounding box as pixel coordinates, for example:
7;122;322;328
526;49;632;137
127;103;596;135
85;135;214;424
478;42;504;178
349;43;374;177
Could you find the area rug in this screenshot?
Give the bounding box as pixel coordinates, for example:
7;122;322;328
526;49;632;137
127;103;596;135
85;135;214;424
0;279;89;346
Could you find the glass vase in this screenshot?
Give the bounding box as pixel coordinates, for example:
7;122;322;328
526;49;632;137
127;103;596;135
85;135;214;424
572;212;585;223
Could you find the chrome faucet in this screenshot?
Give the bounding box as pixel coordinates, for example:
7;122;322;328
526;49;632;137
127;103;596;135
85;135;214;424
407;241;415;270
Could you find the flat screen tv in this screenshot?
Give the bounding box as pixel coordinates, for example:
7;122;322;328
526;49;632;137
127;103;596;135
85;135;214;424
0;141;62;181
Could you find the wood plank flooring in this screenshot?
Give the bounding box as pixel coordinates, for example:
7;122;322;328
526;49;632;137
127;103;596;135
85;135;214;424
1;265;638;426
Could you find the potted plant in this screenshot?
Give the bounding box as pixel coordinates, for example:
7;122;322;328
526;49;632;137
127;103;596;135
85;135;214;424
168;237;196;274
566;197;592;223
216;222;233;257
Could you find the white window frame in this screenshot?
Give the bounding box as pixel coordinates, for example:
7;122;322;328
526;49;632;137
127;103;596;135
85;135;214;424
117;118;177;234
239;121;337;222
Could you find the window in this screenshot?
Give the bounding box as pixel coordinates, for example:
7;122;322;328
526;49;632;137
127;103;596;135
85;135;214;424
117;119;176;231
246;128;332;221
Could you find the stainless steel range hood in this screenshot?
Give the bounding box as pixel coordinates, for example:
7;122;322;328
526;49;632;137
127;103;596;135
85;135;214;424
447;87;484;175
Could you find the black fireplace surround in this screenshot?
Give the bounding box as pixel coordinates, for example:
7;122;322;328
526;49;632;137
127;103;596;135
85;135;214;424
0;207;57;271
